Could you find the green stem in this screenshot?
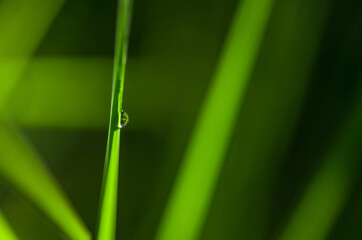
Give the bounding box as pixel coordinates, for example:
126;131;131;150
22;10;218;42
96;0;133;239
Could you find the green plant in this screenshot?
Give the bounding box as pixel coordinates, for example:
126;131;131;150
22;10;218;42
0;0;360;240
96;0;133;239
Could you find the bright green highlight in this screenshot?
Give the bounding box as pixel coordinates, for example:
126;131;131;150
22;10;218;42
0;211;18;240
0;124;90;240
279;86;362;240
0;0;65;108
155;0;274;239
96;0;133;239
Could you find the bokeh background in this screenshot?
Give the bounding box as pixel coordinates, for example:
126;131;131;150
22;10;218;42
0;0;361;239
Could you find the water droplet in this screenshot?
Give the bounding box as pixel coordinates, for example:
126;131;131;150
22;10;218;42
119;110;129;128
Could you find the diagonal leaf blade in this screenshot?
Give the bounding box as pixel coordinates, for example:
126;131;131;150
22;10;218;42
155;0;275;239
0;124;90;240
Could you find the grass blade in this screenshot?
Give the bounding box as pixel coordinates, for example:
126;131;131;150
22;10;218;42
155;0;274;239
0;124;90;240
0;211;18;240
96;0;133;239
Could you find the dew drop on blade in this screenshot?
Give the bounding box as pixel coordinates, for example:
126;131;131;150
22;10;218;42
119;110;129;128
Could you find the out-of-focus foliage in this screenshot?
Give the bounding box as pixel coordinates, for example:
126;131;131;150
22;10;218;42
0;124;90;240
0;0;361;239
156;0;274;239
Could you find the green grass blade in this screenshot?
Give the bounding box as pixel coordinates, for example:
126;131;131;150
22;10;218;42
0;0;65;107
278;83;362;240
0;124;90;240
155;0;274;239
96;0;133;239
0;211;18;240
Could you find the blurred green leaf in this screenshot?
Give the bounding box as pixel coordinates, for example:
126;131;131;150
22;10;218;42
5;57;112;129
155;0;274;239
0;0;65;107
279;83;362;240
0;124;90;240
200;0;330;239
